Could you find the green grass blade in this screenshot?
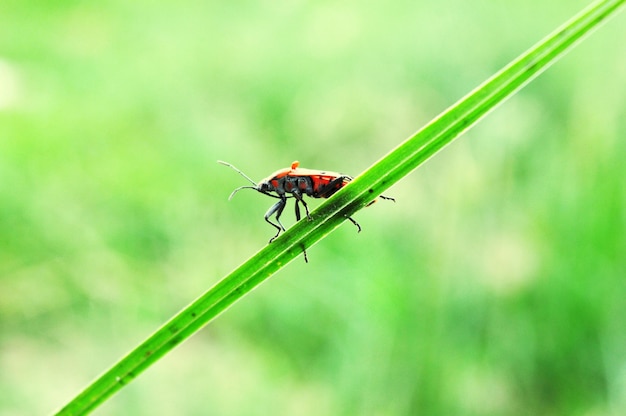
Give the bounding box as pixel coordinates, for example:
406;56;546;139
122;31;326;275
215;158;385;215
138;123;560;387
55;0;625;414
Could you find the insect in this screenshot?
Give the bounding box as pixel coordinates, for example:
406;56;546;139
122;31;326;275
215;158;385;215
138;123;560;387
218;160;394;261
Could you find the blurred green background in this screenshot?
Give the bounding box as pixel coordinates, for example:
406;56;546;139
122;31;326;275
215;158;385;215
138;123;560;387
1;0;625;415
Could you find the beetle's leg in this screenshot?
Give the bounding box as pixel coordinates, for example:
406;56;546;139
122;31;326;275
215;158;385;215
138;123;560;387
301;198;311;221
366;194;396;206
301;245;309;263
294;199;301;222
293;196;310;263
293;191;311;221
265;196;287;243
347;216;362;233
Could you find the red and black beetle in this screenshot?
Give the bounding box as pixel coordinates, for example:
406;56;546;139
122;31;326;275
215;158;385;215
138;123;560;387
219;161;394;252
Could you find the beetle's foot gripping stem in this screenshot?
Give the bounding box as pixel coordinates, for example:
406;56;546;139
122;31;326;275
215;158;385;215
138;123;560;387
347;216;362;233
268;231;281;244
265;198;287;243
366;194;396;207
267;219;286;243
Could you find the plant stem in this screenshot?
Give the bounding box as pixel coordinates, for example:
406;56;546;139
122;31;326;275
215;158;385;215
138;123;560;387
55;0;625;414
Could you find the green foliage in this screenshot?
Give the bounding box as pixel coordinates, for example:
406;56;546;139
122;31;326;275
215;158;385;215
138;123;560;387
1;1;625;415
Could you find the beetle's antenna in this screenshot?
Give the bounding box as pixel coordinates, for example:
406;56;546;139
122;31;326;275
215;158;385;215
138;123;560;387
217;160;258;186
228;186;257;200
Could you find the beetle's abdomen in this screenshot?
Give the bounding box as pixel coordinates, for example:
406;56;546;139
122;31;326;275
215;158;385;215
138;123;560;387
311;176;351;198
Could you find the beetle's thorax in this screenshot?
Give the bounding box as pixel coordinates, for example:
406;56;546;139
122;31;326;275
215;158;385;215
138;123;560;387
258;175;314;197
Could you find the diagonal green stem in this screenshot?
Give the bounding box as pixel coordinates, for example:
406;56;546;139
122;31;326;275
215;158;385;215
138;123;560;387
55;0;625;414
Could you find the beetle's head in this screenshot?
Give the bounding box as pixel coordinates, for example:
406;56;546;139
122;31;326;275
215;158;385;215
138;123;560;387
218;161;280;200
228;180;278;200
258;181;272;193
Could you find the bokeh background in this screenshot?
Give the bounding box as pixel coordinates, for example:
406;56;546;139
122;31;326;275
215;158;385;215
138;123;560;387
1;1;625;415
